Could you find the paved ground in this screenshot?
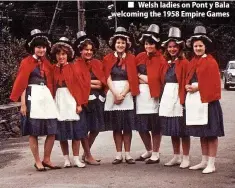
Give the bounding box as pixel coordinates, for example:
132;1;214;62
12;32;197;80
0;84;234;188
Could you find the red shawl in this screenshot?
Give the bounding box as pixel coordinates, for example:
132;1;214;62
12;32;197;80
136;51;167;98
87;58;106;85
10;56;54;102
103;52;139;96
186;54;221;103
53;63;87;105
72;58;92;105
161;58;189;104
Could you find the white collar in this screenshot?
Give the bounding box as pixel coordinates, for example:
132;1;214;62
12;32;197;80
114;52;126;59
168;58;178;64
201;54;207;58
32;54;38;60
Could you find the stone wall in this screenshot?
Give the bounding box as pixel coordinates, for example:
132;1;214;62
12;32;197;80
0;103;21;140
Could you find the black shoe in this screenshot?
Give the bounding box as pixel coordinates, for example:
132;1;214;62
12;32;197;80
34;164;47;171
42;161;62;170
112;159;123;165
135;156;149;161
145;158;160;164
125;158;136;164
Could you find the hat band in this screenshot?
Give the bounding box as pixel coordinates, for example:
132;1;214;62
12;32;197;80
28;36;51;47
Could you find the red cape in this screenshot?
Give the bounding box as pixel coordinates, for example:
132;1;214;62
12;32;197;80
10;56;54;102
73;58;93;105
53;63;88;105
136;51;166;98
103;52;139;96
161;58;189;104
88;58;106;85
186;54;221;103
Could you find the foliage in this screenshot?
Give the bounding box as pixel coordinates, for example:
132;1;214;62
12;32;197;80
0;31;28;104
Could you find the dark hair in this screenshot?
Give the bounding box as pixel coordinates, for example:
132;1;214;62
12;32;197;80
143;36;161;50
111;36;130;52
163;40;185;61
76;40;95;57
29;37;50;54
191;37;213;54
51;44;73;62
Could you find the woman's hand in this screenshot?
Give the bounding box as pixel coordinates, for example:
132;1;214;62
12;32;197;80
114;93;125;105
20;104;27;116
185;84;199;93
76;105;83;114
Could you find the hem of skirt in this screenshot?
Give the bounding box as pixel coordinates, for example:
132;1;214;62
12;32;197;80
22;133;56;136
189;134;225;137
105;109;134;111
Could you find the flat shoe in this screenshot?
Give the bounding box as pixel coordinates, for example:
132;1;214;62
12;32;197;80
135;156;149;161
125;158;136;164
34;164;47;171
42;161;62;169
145;158;160;164
112;159;123;165
85;160;100;165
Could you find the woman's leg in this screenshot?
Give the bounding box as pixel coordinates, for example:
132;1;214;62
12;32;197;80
29;136;43;168
147;132;161;162
72;140;85;167
202;137;218;173
81;137;99;165
123;131;135;164
42;135;57;167
189;137;209;170
88;131;99;148
165;136;181;166
60;140;71;167
136;132;152;160
113;131;123;160
180;136;190;168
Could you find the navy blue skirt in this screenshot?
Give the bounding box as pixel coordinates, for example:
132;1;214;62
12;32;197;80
55;110;87;141
188;100;224;137
21;86;57;136
136;114;161;133
105;110;136;132
85;99;105;132
161;109;189;137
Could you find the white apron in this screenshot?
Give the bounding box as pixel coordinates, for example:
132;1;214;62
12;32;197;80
28;84;58;119
55;87;80;121
136;84;159;114
104;81;134;111
88;94;106;102
185;82;208;125
159;83;183;117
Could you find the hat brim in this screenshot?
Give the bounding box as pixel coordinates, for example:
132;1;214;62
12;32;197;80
25;33;51;54
51;41;75;61
139;33;160;44
74;35;99;50
186;35;212;48
161;38;185;48
108;34;132;49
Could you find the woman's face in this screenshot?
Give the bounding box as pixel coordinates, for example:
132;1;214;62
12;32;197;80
193;40;206;56
56;50;68;65
34;46;46;57
167;41;179;57
115;38;126;53
144;41;156;54
80;44;93;60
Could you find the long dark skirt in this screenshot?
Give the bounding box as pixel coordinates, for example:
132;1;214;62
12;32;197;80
136;113;161;133
105;110;136;132
85;99;105;132
188;100;224;137
161;110;189;137
21;86;57;136
55;110;87;141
